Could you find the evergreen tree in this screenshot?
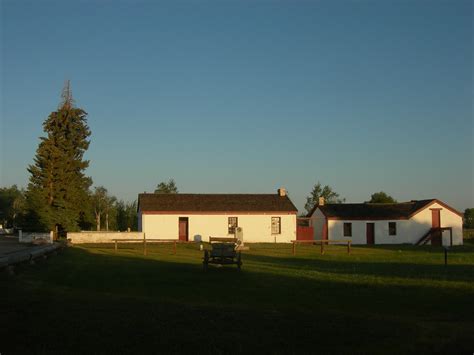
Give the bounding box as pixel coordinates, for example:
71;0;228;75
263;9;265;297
26;81;92;233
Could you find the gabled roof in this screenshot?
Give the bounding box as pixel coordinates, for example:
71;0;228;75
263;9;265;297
138;193;298;213
308;199;463;220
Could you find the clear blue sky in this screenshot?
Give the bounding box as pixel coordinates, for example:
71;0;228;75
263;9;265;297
1;0;473;213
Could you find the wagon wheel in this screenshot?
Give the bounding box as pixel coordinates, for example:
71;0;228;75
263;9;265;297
237;251;242;271
203;250;209;271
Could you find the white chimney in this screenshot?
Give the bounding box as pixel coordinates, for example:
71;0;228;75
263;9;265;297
319;197;325;206
278;188;287;197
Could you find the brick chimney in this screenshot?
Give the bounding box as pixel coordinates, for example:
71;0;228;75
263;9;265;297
318;197;325;206
278;188;287;197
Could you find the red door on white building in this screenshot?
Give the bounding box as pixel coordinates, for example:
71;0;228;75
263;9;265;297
431;209;441;246
178;217;188;241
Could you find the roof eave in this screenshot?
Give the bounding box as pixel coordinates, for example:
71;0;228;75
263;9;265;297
408;199;464;218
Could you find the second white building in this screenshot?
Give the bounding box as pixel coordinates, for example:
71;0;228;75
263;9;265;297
308;198;463;246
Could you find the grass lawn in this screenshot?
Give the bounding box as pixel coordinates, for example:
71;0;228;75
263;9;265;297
2;241;474;354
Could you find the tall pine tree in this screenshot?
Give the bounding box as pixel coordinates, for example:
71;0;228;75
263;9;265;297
27;81;92;233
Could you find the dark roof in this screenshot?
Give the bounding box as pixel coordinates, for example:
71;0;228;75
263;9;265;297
138;193;298;213
309;199;463;220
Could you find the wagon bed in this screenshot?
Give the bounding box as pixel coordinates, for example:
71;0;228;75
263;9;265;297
203;237;242;270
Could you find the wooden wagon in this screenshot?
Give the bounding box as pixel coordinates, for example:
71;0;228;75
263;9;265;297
203;237;242;271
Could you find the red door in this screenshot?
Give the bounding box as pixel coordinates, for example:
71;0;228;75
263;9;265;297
178;218;188;241
431;210;441;246
366;223;375;245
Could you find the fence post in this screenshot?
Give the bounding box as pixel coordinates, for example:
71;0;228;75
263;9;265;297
50;231;54;244
19;229;23;243
143;234;147;256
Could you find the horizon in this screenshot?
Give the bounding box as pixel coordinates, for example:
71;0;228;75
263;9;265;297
1;0;473;213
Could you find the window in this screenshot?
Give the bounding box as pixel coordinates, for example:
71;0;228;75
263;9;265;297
343;223;352;237
228;217;238;234
389;222;397;236
271;217;281;234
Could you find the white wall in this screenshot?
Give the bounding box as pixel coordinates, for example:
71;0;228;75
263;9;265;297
68;231;144;244
141;213;297;243
326;202;463;245
411;202;463;245
19;231;53;244
327;220;414;244
309;208;325;240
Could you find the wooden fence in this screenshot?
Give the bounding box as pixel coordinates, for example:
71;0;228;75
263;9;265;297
291;239;352;255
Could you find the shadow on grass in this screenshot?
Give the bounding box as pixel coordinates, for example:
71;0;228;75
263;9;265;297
243;252;474;283
1;246;473;354
352;242;474;253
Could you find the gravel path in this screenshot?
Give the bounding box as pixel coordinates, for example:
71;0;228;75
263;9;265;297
0;236;32;256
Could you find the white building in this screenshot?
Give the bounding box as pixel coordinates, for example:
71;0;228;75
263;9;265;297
308;199;463;246
138;189;298;243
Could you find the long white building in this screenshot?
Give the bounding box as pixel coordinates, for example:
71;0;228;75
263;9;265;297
138;189;298;243
308;198;463;246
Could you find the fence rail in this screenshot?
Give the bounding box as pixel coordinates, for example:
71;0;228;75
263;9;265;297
112;238;194;255
291;239;352;255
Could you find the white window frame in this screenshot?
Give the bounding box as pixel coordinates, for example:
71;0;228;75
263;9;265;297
271;217;281;235
388;222;397;236
228;217;238;234
343;222;352;237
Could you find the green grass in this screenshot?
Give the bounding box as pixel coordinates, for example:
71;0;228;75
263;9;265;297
2;241;474;354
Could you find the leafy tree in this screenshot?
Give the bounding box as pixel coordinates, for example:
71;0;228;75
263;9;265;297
155;179;178;194
0;185;27;228
91;187;107;231
91;186;117;231
116;200;138;231
368;191;397;204
464;208;474;229
304;182;345;214
26;81;92;233
104;195;117;231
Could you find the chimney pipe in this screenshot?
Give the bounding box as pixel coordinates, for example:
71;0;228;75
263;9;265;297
278;188;287;197
319;197;325;206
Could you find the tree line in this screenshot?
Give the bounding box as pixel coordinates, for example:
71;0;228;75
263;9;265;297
1;82;472;233
303;183;397;214
0;178;180;232
0;83;180;234
0;184;136;232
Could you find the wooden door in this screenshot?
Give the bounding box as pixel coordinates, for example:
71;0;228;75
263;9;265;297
366;223;375;245
431;210;441;246
178;218;188;241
